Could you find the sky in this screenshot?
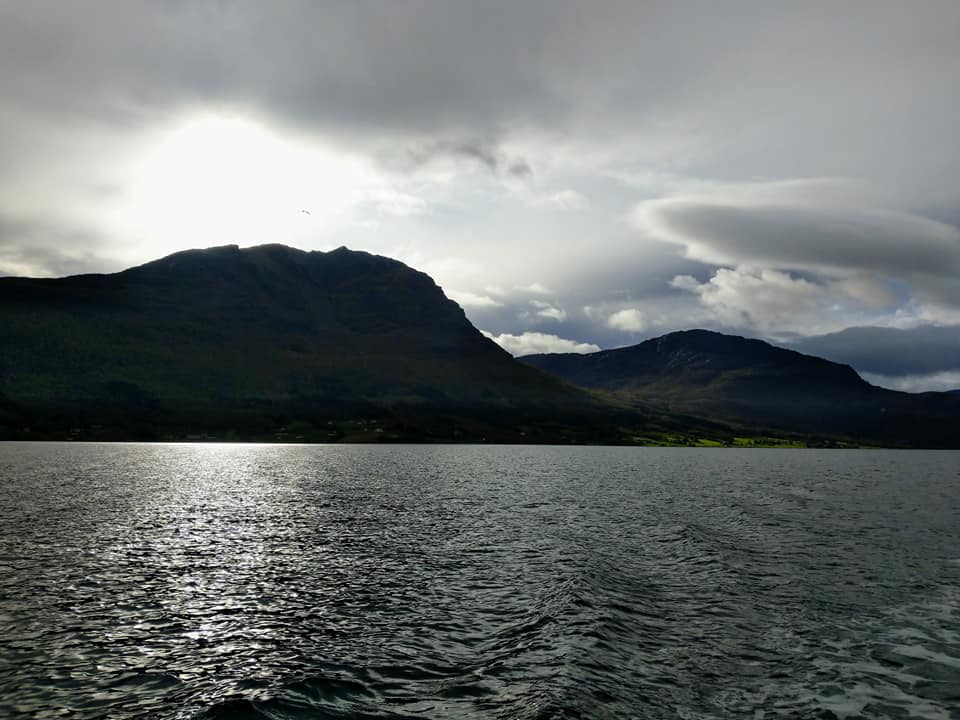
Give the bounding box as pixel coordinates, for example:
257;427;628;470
1;1;959;389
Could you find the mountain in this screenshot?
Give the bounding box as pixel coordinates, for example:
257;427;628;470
0;244;615;442
520;329;960;447
4;249;956;446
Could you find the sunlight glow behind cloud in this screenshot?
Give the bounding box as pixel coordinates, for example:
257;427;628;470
117;114;379;261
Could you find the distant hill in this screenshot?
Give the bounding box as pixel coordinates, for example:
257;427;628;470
521;330;960;447
0;244;615;442
785;325;960;376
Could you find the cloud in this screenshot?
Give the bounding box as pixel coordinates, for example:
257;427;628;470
482;331;599;356
397;140;533;179
530;300;567;321
670;268;834;334
3;2;960;349
607;308;647;332
862;370;960;394
445;289;503;308
0;217;117;277
369;189;428;217
787;325;960;376
8;4;958;200
416;257;483;287
635;183;960;281
532;189;587;211
630;179;960;335
516;282;553;295
827;276;898;309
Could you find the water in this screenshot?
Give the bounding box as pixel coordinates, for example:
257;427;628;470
1;444;959;720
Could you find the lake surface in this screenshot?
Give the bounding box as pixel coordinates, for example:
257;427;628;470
1;443;959;719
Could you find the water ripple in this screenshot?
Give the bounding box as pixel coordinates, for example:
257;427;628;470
1;443;959;719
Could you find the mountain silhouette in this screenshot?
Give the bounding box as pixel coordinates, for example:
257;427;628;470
520;329;960;446
2;249;957;446
0;244;610;441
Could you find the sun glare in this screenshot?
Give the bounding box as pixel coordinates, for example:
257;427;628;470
120;114;374;258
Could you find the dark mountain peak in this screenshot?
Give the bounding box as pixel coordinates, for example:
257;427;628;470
128;243;325;272
654;329;761;353
641;329;768;369
520;328;883;430
127;242;403;268
95;243;472;341
527;329;791;363
3;243;464;343
527;329;865;387
659;330;863;379
312;245;410;275
115;244;437;304
667;330;860;376
519;328;960;445
127;243;242;272
2;244;591;442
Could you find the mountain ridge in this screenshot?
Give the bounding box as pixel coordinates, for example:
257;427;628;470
2;245;958;446
0;244;621;442
520;329;960;446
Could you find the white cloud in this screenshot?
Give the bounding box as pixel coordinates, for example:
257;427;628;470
414;256;483;289
445;289;503;308
626;177;960;336
538;308;567;321
607;308;647;332
827;275;898;308
633;179;960;308
516;282;553;295
670;268;833;333
4;3;960;347
911;303;960;326
482;331;600;356
862;370;960;393
669;275;701;293
530;299;567;321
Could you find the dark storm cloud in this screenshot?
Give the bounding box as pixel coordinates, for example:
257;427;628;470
787;325;960;377
643;200;960;280
3;1;958;176
1;1;567;145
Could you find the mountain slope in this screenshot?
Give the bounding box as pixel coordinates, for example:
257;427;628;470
0;244;605;440
521;330;960;446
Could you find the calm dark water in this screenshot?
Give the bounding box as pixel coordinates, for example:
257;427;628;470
1;444;959;719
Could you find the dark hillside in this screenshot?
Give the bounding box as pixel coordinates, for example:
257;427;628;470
0;245;605;441
522;330;960;447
